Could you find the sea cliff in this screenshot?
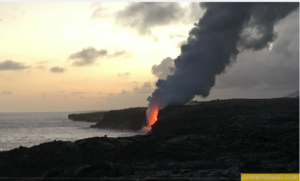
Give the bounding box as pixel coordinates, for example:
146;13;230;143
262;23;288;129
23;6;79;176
91;107;147;131
68;111;106;122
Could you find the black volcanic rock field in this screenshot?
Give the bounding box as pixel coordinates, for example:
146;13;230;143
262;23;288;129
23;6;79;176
0;98;298;180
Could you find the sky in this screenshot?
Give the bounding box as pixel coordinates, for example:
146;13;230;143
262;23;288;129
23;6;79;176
0;2;299;112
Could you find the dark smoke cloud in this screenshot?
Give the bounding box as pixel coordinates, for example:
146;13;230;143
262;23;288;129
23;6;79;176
148;2;299;110
183;2;204;24
216;43;298;91
176;40;188;49
271;10;299;58
212;9;299;95
49;66;65;73
237;3;299;51
0;60;30;71
69;47;107;66
151;57;175;79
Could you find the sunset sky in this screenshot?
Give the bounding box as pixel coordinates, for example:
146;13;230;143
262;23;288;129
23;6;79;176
0;2;299;112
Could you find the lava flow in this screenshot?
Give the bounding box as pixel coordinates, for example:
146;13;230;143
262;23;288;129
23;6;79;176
143;104;159;131
147;107;158;127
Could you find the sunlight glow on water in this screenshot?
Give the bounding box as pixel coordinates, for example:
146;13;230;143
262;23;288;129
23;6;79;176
0;112;141;151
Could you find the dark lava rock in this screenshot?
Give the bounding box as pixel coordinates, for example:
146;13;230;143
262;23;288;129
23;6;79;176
41;163;134;181
0;98;298;180
91;107;147;131
68;111;107;122
152;98;299;134
69;107;147;131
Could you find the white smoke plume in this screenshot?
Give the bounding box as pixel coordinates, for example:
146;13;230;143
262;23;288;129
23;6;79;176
146;2;299;126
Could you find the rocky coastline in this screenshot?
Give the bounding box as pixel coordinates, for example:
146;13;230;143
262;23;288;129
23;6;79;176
90;107;147;131
68;111;107;123
0;98;298;180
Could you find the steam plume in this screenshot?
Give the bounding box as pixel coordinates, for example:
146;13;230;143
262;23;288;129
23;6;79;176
146;2;299;126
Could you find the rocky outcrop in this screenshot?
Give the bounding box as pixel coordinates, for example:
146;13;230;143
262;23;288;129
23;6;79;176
91;107;147;131
68;111;107;122
152;98;299;134
0;98;298;180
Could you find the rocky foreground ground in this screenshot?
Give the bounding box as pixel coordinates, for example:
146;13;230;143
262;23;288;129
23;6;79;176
0;98;298;181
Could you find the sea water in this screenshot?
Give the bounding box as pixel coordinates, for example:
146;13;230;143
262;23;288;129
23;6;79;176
0;112;141;151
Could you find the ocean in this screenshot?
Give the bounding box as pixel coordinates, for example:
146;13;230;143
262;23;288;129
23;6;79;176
0;112;141;151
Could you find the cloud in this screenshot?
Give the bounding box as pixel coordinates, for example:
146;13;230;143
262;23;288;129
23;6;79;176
2;91;12;95
117;72;130;78
117;89;130;96
213;10;299;94
98;93;148;110
107;50;131;59
91;2;128;19
35;61;49;69
109;81;154;98
0;60;30;71
114;2;204;36
151;57;175;79
115;2;185;35
69;47;107;66
49;66;65;73
182;2;204;24
91;3;107;18
133;82;153;94
271;9;299;58
215;46;299;91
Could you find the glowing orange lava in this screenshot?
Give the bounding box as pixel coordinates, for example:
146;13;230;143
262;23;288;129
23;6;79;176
143;103;159;132
148;107;158;127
